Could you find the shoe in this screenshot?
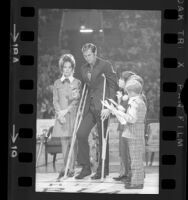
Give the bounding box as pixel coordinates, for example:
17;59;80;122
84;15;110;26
113;174;131;182
91;172;108;180
113;175;127;181
124;183;144;189
67;171;74;177
122;176;131;184
91;173;102;180
75;166;91;179
56;171;65;181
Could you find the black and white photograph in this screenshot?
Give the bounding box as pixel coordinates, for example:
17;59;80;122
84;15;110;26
36;9;161;194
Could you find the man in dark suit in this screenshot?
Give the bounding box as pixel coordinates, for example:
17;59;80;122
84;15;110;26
75;43;118;179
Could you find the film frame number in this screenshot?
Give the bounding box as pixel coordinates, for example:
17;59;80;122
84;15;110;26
11;124;19;158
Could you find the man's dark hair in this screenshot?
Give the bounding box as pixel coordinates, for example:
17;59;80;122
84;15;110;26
82;43;97;54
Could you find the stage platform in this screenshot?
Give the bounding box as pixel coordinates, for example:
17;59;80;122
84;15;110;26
36;120;159;194
36;166;159;194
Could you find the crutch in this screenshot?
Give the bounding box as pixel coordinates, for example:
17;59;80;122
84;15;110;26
101;74;107;181
36;136;45;166
63;84;88;179
101;119;110;181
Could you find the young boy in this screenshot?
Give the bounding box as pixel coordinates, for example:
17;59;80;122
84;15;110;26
113;72;146;183
110;78;147;189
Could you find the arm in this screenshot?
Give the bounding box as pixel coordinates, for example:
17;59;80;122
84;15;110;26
103;62;118;100
53;81;61;113
67;80;82;112
121;102;138;123
81;64;90;85
101;100;127;124
112;101;138;124
53;81;69;120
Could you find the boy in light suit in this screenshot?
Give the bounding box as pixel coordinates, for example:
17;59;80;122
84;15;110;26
105;78;146;189
117;79;147;189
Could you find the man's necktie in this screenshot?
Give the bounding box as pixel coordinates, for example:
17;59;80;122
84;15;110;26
87;65;93;81
63;78;70;84
87;71;91;81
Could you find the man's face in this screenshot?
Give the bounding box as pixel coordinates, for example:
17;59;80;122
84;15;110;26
83;49;96;65
62;61;73;77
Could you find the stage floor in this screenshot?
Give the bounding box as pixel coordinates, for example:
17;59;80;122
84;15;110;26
36;166;159;194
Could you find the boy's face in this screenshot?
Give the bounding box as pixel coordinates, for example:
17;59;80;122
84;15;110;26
62;61;73;77
126;90;140;98
127;91;135;98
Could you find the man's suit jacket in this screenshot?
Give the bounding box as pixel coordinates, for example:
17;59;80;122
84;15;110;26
81;57;118;116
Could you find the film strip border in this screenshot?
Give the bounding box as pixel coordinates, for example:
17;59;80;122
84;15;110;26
161;6;186;197
9;2;186;199
9;0;37;193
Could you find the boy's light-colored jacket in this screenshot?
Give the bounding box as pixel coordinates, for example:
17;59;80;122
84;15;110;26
122;95;147;139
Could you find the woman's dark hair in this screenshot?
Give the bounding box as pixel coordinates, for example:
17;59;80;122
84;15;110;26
59;54;76;71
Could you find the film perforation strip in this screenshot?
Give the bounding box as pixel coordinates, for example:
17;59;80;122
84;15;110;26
161;155;176;165
20;31;34;42
20;55;34;66
18;152;33;163
163;82;177;92
19;80;34;90
160;8;182;191
163;58;177;68
164;9;178;19
16;5;36;189
162;107;177;117
18;177;32;187
21;7;35;17
19;128;33;139
162;131;176;141
164;33;178;44
19;104;34;114
161;179;176;190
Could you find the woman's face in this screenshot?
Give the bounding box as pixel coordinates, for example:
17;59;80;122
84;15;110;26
118;78;125;89
62;61;73;77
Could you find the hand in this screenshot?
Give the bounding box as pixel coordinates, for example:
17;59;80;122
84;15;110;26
101;100;111;109
109;103;116;115
116;91;123;100
117;105;125;112
122;94;129;101
58;109;68;118
108;98;118;107
72;89;79;98
101;109;110;121
58;115;66;124
116;115;127;125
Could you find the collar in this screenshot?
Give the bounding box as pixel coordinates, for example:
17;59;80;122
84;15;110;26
60;75;74;83
128;95;141;104
86;57;99;69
